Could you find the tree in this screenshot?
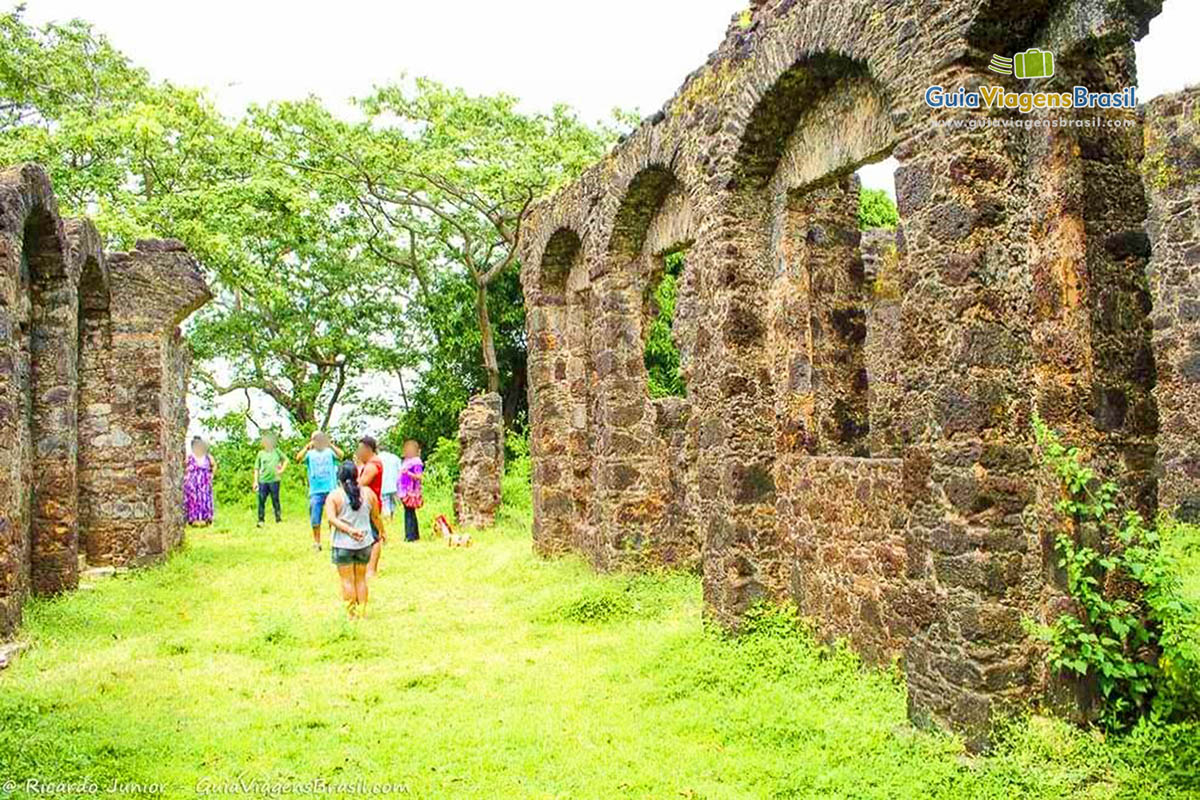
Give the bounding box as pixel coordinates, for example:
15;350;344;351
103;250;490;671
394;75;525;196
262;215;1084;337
289;79;615;396
644;251;687;399
0;11;618;442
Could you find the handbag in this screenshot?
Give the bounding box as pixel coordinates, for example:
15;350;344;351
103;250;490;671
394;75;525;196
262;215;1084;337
402;492;424;510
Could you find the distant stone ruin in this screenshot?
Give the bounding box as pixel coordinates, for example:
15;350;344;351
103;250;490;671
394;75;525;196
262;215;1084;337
0;164;210;638
519;0;1195;745
454;393;504;529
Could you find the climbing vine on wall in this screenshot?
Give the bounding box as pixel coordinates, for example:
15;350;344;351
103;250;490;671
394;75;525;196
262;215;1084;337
1033;417;1200;730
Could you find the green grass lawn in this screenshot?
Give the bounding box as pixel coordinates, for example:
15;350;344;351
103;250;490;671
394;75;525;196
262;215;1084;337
1;489;1198;799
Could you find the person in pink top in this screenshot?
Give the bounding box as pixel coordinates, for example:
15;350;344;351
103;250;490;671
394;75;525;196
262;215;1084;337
399;440;424;542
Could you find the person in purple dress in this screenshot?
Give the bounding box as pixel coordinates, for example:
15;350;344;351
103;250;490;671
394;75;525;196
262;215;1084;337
184;436;217;526
399;440;424;542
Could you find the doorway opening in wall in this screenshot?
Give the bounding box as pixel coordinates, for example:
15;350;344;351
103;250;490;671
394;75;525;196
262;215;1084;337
644;246;688;399
852;156;902;457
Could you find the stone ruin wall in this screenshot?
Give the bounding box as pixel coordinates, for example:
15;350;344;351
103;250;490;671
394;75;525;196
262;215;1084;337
454;392;505;529
1145;89;1200;522
0;164;211;637
519;0;1192;745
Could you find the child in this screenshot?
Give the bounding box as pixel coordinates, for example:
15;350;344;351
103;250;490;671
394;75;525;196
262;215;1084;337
296;431;343;551
399;440;425;542
253;433;287;528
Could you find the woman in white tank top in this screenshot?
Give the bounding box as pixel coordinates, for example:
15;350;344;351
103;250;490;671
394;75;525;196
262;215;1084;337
324;461;387;619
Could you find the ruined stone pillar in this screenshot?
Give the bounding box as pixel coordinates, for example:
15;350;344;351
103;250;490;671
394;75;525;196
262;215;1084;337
0;165;71;635
77;240;209;567
894;70;1043;748
454;393;504;529
27;232;80;595
699;190;783;624
587;259;662;566
1144;87;1200;521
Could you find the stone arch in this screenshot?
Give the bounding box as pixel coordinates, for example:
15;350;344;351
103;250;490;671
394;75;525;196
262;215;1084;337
0;165;74;629
580;162;703;568
734;53;880;190
527;226;590;557
517;0;1168;745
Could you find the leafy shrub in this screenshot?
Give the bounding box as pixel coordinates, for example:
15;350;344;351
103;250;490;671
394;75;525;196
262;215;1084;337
644;250;686;399
501;427;532;512
423;435;461;494
1033;417;1200;729
546;574;681;625
858;187;898;230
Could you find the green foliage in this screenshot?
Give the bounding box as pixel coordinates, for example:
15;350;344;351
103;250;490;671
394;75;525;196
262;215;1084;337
1033;417;1200;729
548;574;677;625
2;492;1199;796
389;266;529;450
422;436;461;495
644;250;686;399
858;186;899;230
501;426;532;513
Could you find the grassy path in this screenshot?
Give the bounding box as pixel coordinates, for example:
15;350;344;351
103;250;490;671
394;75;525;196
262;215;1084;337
0;494;1197;799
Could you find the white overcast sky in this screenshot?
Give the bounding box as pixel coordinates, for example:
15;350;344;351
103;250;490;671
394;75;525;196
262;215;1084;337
20;0;1200;197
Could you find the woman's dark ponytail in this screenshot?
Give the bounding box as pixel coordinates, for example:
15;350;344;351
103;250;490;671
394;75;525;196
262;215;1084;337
338;461;362;511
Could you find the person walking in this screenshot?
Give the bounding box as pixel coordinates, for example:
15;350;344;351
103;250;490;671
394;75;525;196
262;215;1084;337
324;461;386;619
184;436;216;526
296;431;343;551
253;433;287;528
399;440;424;542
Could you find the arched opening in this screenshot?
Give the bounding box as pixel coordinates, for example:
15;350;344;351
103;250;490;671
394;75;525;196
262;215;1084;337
76;245;112;568
701;51;909;626
588;165;700;570
643;248;686;399
529;228;589;557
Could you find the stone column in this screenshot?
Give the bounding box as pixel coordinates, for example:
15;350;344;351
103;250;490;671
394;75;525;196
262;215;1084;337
454;393;504;529
0;165;70;636
700;190;784;624
1144;87;1200;521
894;67;1043;749
587;255;664;569
28;236;79;595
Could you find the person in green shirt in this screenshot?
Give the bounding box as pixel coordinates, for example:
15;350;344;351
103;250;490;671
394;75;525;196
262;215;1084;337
253;433;287;528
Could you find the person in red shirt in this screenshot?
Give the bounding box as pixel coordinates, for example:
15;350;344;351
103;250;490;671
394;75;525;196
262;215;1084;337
355;436;387;579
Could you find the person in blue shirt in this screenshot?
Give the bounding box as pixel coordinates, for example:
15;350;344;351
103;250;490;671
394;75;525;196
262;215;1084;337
295;431;344;552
